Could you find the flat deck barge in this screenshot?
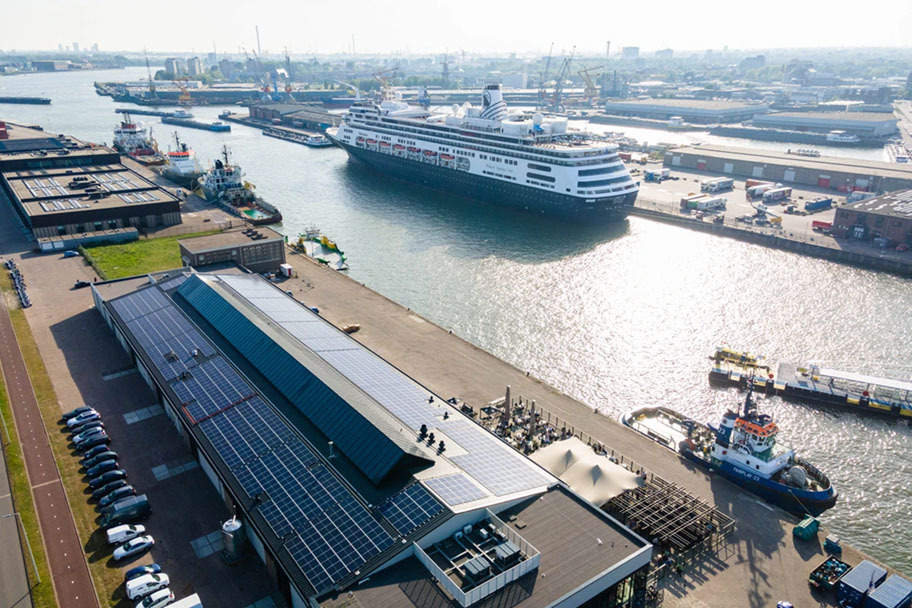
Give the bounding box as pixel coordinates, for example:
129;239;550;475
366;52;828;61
0;96;51;105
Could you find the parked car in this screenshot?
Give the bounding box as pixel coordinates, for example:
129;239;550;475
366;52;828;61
107;524;146;545
80;444;112;461
99;485;136;507
136;588;174;608
126;573;170;600
63;250;79;258
67;410;100;428
81;450;117;469
76;434;110;451
91;479;129;501
88;469;127;489
72;427;106;445
124;563;161;583
86;460;120;478
69;420;105;437
62;406;95;421
113;535;154;561
74;280;92;289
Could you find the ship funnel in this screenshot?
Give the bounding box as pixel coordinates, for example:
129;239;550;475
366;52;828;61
480;84;507;121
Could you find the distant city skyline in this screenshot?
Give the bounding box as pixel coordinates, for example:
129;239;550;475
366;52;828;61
3;0;912;56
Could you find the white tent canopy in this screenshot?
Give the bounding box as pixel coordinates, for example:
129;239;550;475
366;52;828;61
531;437;643;506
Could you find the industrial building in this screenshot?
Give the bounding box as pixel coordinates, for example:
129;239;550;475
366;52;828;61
832;189;912;244
603;99;767;124
179;227;286;273
751;112;898;139
92;271;652;608
0;122;180;244
664;145;912;192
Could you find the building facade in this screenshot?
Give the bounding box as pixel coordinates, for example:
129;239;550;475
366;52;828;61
604;99;767;123
751;112;898;138
178;228;286;273
831;190;912;245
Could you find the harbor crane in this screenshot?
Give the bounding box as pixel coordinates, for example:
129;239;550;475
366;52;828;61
143;49;157;101
374;67;398;100
538;42;554;110
549;46;575;112
578;66;604;105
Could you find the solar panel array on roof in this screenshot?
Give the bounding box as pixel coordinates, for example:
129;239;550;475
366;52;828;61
378;483;444;536
184;273;555;500
156;274;190;291
108;285;396;596
424;473;490;506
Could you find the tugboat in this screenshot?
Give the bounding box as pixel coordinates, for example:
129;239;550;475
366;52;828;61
622;384;837;516
198;146;282;226
159;132;203;188
113;112;164;166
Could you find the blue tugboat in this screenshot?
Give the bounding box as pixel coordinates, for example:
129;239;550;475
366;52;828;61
622;384;837;516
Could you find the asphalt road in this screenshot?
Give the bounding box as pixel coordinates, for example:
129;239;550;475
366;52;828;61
0;437;32;608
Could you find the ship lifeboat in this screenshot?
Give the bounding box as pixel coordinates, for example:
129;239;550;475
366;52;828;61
393;144;405;150
407;146;419;153
380;141;391;147
356;136;365;143
440;154;455;160
423;150;437;156
366;139;377;145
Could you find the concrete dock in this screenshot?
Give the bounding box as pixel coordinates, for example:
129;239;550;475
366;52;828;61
274;247;895;608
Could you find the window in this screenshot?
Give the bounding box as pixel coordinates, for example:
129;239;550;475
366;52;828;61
527;172;555;183
528;163;551;172
577;175;629;188
579;165;622;177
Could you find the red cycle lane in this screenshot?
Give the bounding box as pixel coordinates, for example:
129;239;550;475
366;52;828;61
0;298;98;608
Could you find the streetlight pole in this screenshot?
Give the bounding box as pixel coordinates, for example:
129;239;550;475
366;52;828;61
3;512;40;585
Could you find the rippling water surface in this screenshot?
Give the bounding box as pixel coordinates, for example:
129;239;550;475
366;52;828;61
4;68;912;572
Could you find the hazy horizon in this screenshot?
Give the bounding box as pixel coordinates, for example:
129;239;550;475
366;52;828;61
5;0;912;57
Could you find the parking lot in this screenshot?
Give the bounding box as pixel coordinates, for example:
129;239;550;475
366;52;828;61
0;201;278;607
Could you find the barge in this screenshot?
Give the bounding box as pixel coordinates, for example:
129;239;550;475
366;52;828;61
263;126;334;148
0;96;51;105
161;116;230;132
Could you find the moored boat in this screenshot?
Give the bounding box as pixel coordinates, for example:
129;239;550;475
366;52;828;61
159;132;203;188
113;112;165;165
198;146;282;226
621;385;837;516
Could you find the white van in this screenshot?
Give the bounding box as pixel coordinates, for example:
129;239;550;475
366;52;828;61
168;593;202;608
136;587;175;608
126;573;170;600
106;524;145;545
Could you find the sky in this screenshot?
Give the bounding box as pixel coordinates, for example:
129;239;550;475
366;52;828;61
4;0;912;56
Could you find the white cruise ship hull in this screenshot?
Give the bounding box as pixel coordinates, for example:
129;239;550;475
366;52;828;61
334;139;637;222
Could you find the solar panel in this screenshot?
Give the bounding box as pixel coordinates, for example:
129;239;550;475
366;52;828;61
441;421;552;497
173;358;253;422
378;483;444;536
424;474;489;506
110;287;170;322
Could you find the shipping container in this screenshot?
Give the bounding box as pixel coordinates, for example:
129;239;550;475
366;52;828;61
762;187;792;202
644;168;670;182
804;198;833;212
837;560;887;608
618;151;632;161
866;575;912;608
812;220;833;230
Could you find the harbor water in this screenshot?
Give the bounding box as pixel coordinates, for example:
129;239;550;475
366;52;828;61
3;68;912;573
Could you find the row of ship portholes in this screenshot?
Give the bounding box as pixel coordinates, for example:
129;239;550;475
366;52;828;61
355;137;471;171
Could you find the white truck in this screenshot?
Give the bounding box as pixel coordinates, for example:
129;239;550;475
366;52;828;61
680;194;727;211
168;594;203;608
701;177;734;193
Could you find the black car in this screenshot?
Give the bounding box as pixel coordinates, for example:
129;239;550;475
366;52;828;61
91;479;128;500
99;485;135;507
124;563;161;583
80;444;112;461
81;451;117;469
74;430;108;448
62;406;94;421
76;434;110;452
87;469;126;489
86;460;119;478
69;420;105;437
74;280;91;289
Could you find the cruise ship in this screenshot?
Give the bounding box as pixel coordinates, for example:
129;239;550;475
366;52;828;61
326;84;639;221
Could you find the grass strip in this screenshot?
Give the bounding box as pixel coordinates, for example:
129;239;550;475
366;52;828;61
82;229;223;280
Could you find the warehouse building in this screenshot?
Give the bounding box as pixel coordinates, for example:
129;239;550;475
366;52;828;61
602;99;767;123
179;227;286;273
832;189;912;244
92;271;652;608
0;122;180;243
751;112;898;139
664;145;912;193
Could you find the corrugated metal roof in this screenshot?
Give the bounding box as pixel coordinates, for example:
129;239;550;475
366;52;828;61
177;274;434;485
